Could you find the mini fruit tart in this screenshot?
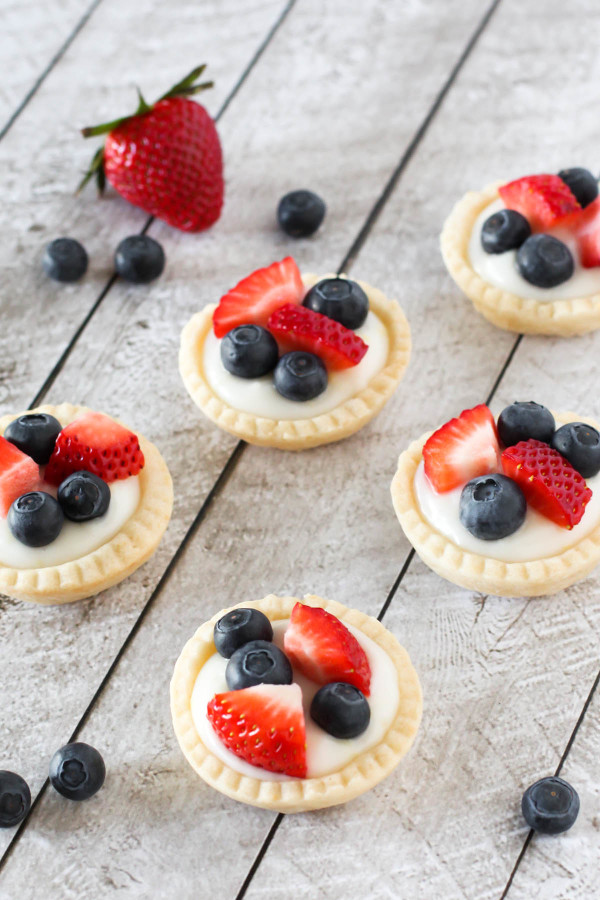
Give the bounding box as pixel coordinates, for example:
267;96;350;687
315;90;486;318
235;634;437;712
170;594;422;812
0;403;173;605
391;402;600;596
441;167;600;335
179;257;410;449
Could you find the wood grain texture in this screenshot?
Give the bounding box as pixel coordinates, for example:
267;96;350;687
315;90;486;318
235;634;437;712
0;0;509;891
0;0;96;129
1;0;600;897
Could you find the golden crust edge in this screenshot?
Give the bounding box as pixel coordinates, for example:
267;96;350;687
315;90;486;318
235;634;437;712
440;182;600;336
170;594;423;813
0;403;173;605
178;273;411;450
390;411;600;597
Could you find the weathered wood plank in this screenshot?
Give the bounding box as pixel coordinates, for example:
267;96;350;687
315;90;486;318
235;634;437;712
0;0;290;413
0;0;95;130
503;683;600;899
0;0;503;888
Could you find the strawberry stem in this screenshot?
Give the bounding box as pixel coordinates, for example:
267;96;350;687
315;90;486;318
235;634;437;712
78;63;214;193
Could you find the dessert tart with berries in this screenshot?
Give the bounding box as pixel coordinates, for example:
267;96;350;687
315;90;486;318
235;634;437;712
179;257;411;449
170;594;422;812
0;403;172;605
391;402;600;596
441;167;600;335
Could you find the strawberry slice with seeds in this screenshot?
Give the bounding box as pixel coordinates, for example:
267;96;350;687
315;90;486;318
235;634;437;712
423;404;501;493
573;197;600;267
499;175;580;232
44;412;145;486
268;304;368;370
283;602;371;695
0;437;40;518
502;439;592;529
207;683;307;778
212;257;304;338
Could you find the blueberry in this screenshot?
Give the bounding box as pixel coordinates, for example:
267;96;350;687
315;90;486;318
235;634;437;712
498;402;555;447
481;209;531;254
551;422;600;478
226;639;292;690
522;776;580;834
277;190;326;237
4;413;62;464
114;235;165;283
273;351;327;402
214;608;274;658
220;325;279;379
42;238;88;282
49;742;105;801
517;234;574;288
459;474;526;541
58;471;110;522
310;682;370;739
558;167;598;208
303;278;369;330
0;771;31;828
8;492;64;547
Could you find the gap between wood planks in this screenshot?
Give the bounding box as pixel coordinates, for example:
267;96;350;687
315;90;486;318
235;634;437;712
0;0;105;142
0;0;511;884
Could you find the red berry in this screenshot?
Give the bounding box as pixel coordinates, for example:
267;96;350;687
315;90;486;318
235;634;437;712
499;175;580;232
104;98;223;232
283;602;371;695
267;304;368;371
0;437;40;517
574;197;600;267
207;683;307;778
44;413;144;486
423;404;501;493
212;257;304;339
502;439;592;529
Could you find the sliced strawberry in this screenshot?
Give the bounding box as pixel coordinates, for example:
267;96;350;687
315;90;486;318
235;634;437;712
283;602;371;695
212;257;304;339
423;404;501;493
502;439;592;529
206;683;307;778
499;175;580;232
267;304;367;371
573;197;600;267
44;412;144;486
0;437;40;518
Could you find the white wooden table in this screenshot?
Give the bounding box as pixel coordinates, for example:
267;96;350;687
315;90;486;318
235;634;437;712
0;0;599;896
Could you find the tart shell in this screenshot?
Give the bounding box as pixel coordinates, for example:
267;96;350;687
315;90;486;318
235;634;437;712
179;274;411;450
441;182;600;336
0;403;173;605
170;594;422;813
391;412;600;597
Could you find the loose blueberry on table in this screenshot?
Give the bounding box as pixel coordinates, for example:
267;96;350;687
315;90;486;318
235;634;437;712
0;411;144;551
521;776;580;834
206;602;373;777
49;742;106;801
0;770;31;828
479;167;600;287
211;257;371;404
422;400;597;543
277;189;326;238
114;235;165;284
42;238;88;283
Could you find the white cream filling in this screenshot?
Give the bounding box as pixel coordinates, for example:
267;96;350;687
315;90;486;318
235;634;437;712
468;198;600;301
203;311;389;420
191;619;399;781
414;460;600;562
0;477;140;568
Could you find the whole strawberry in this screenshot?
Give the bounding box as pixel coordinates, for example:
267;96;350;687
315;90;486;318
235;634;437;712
80;65;223;232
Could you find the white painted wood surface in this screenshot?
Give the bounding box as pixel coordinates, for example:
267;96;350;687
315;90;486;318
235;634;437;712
0;0;599;897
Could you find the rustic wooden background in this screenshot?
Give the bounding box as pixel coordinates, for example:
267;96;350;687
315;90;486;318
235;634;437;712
0;0;599;897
